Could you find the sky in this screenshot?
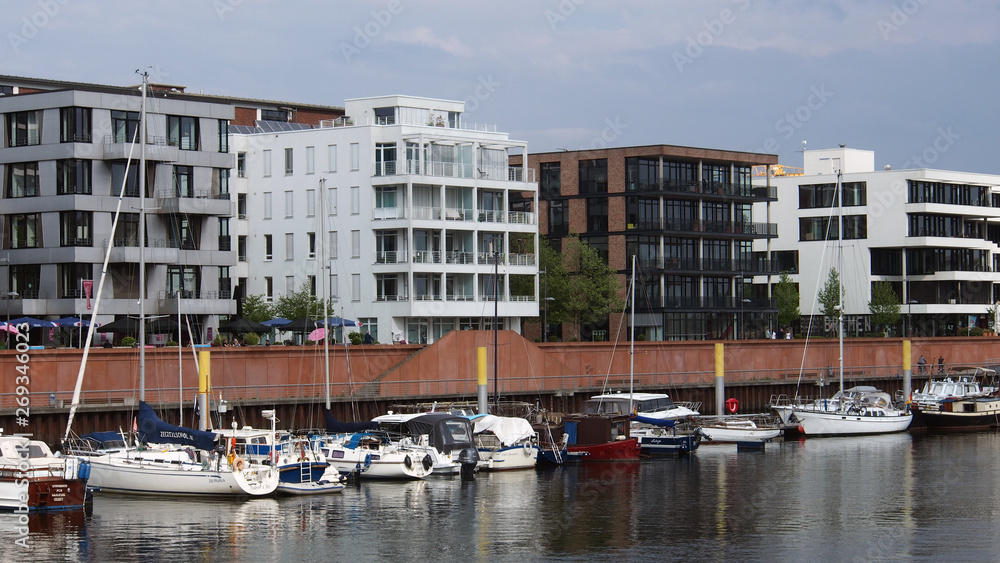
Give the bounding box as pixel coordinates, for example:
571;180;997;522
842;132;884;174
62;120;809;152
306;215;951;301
4;0;999;173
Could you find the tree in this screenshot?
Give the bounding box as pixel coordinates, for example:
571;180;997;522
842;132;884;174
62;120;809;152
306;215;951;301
773;271;800;328
868;281;901;336
241;294;274;323
273;287;326;320
543;235;623;341
817;267;844;318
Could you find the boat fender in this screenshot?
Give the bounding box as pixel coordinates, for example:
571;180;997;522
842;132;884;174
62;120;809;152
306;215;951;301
78;460;91;480
364;453;372;467
522;441;532;455
422;454;433;471
233;457;246;472
404;455;412;469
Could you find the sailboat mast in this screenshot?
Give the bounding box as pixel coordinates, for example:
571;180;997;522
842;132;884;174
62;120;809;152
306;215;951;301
493;244;499;411
321;178;331;410
837;165;844;393
629;255;636;414
138;71;148;402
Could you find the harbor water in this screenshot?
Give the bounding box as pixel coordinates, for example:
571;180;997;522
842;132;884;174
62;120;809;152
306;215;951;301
5;431;1000;562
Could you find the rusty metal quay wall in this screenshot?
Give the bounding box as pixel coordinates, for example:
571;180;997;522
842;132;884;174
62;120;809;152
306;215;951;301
3;331;999;445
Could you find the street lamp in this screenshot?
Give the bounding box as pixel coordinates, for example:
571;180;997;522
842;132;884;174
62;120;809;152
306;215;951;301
6;290;18;349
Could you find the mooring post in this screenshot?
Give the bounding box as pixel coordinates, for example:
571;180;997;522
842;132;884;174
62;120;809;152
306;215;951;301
715;342;724;416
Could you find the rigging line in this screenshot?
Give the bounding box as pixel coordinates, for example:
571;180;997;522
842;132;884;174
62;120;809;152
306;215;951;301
597;258;633;399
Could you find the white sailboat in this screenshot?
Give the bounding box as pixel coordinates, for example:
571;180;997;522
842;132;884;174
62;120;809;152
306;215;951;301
61;71;278;496
771;166;911;436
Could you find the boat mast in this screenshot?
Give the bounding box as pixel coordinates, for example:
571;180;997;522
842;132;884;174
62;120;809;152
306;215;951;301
321;178;331;410
138;70;148;402
493;243;499;412
629;255;636;414
836;164;844;394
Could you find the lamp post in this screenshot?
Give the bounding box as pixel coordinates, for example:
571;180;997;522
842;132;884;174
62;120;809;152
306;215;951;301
6;290;18;350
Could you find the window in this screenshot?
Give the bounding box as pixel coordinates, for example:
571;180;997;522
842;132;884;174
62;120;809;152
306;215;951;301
306;189;316;217
548;200;568;234
308;232;316;259
263;192;272;219
265;276;273;301
329;231;338;259
284;148;293;175
263;150;272;177
218;119;229;152
260;109;288;122
843;215;868;240
330;274;339;300
352;273;361;301
375;142;396;175
376;274;399;301
7;110;39;146
285;233;294;260
111;162;143;197
59;263;92;298
57;159;92;195
626;196;659;230
218;267;231;299
540;162;561;198
360;318;378;342
173;166;194;197
587;198;608;232
328;144;337;172
167;265;199;297
9;265;40;299
350;143;360;171
171;216;198;249
0;86;12;96
284;190;293;218
328;186;338;215
351;186;360;214
60;211;92;247
238;235;247;262
306;146;315;174
772;250;799;274
217;169;230;199
218;217;231;251
167;115;199;150
702;163;729;192
307;275;316;296
799;217;838;241
664;160;696;188
237;194;247;219
60;107;91;143
264;234;273;260
626;157;659;191
8;214;40;248
286;276;294;294
113;213;140;247
579;159;608;193
351;230;360;258
870;249;901;276
111;110;139;144
237;152;246;177
7;162;39;197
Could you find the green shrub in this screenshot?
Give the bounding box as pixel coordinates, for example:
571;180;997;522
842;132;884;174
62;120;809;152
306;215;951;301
165;340;178;347
348;331;362;345
243;332;260;346
970;326;985;337
120;336;137;347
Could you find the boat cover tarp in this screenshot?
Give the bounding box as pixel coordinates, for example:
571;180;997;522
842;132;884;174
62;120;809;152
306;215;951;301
324;408;377;433
469;414;535;446
137;401;218;451
407;413;475;454
79;431;127;448
631;415;676;428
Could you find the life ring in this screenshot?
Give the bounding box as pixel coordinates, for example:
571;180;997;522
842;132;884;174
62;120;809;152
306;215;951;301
522;441;532;455
233;457;246;472
726;398;739;414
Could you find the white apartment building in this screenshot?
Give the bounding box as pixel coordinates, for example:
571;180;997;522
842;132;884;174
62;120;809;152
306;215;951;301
757;147;1000;336
231;95;539;344
0;82;236;344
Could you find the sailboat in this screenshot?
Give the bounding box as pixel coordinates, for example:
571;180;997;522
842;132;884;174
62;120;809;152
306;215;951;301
61;71;279;496
770;167;911;436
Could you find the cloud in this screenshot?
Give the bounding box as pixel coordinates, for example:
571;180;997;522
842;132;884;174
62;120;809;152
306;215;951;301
384;26;471;57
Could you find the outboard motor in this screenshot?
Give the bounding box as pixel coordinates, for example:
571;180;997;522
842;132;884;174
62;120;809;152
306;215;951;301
458;447;479;480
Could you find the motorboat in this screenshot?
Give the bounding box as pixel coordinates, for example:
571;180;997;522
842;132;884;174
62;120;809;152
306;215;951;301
563;413;640;462
319;432;433;480
371;412;479;476
467;414;538;470
0;432;91;511
696;415;783;443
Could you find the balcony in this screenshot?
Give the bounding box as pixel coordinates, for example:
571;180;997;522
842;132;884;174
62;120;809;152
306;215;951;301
412;250;441;264
446;251;475;265
103;134;178;162
373;207;406;221
374;251;407;264
373;160;535;183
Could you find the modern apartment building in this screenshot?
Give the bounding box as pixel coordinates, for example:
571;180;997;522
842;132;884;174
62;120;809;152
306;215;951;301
0;80;237;343
516;145;779;341
231;95;539;344
757;146;1000;337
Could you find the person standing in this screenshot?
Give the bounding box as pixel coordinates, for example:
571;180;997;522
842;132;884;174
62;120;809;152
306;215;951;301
918;354;927;375
938;355;945;375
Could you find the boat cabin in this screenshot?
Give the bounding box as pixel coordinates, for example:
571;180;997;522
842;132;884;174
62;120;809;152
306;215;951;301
562;414;631;446
585;392;678;416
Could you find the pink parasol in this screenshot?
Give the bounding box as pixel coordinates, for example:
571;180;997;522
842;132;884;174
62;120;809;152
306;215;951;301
307;327;327;341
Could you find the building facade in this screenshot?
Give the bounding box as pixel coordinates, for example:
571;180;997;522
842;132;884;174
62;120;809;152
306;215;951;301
231;95;539;344
758;146;1000;337
518;145;779;341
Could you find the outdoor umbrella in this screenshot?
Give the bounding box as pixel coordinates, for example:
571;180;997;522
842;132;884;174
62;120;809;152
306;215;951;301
54;316;101;328
146;317;180;334
0;322;19;335
319;316;360;328
9;316;58;328
96;316;179;334
219;316;269;334
278;317;320;333
261;318;292;327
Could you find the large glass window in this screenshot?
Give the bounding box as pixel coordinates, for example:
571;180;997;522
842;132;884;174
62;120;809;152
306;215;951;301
57;159;92;195
579;159;607;193
548;200;568;234
626;157;659;191
60;263;92;298
587;197;608;232
702;163;729;192
843;215;867;240
6;162;38;197
174;166;194;197
908;180;988;207
113;213;140;247
110;162;145;197
167;265;199;297
218;119;228;152
111;110;139;144
540;162;561;198
8;214;40;248
60;107;92;143
375;142;396;176
60;211;92;247
663;161;696;189
284;148;293;175
168;115;199;150
7;111;39;146
9;265;40;299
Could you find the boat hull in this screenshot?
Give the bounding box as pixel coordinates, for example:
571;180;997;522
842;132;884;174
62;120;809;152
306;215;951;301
567;438;640;462
87;457;278;497
0;476;90;511
478;444;539;471
911;402;1000;431
277;479;345;495
699;426;782;443
794;411;912;436
636;433;700;455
